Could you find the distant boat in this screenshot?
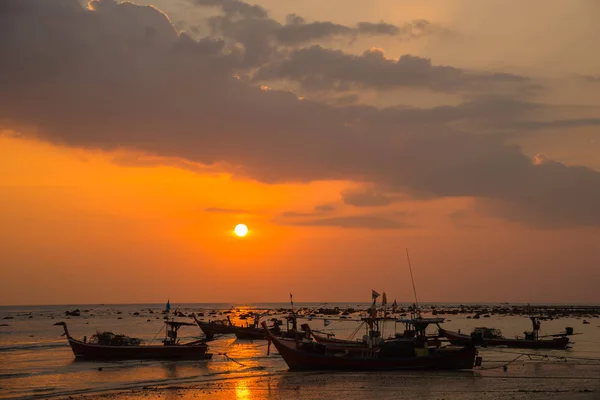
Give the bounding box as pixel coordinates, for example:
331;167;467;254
440;317;572;350
262;321;478;371
54;321;212;360
193;315;281;340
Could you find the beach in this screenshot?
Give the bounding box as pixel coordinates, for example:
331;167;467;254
2;303;600;400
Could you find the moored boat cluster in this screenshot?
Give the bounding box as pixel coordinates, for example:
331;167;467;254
50;296;588;371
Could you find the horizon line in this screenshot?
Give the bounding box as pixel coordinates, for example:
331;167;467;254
2;300;600;308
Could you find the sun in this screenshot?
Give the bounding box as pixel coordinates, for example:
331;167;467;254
234;224;249;237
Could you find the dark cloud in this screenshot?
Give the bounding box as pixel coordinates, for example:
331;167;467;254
192;0;525;96
255;46;529;92
281;215;410;230
358;96;540;128
475;157;600;228
282;203;335;217
275;20;354;45
314;203;335;212
357;21;402;35
1;0;599;229
354;97;600;133
193;0;267;19
193;0;432;67
342;188;395;207
205;207;253;214
356;20;430;37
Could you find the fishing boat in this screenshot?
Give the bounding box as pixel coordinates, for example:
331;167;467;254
193;314;282;340
263;321;478;371
307;325;366;348
54;321;212;360
306;315;445;349
440;317;572;349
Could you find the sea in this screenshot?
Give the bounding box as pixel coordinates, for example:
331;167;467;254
1;302;600;400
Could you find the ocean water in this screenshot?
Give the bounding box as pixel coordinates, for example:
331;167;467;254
1;303;600;399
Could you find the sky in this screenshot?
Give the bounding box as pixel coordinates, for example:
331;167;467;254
0;0;599;305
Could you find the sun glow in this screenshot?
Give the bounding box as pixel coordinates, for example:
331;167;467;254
234;224;248;237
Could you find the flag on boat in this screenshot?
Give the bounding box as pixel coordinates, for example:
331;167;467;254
290;293;294;307
392;299;398;312
324;319;331;326
371;290;380;300
165;299;171;312
382;292;387;306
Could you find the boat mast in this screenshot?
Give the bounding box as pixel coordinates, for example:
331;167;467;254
406;248;420;315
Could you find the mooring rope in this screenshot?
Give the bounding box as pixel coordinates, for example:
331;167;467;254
217;352;246;367
478;352;525;370
484;348;600;363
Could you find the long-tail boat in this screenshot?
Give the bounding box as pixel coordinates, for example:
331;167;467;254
193;314;282;340
54;321;212;360
440;317;572;349
263;321;478;371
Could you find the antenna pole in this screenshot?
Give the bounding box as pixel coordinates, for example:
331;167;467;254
406;248;419;310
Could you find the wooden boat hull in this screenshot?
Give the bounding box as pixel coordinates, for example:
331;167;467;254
234;328;267;340
196;320;238;339
67;338;212;360
270;337;476;371
441;329;570;349
312;333;367;348
196;319;278;340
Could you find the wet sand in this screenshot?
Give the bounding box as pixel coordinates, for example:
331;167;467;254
52;361;600;400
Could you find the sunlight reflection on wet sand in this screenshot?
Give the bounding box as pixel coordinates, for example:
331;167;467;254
55;362;600;400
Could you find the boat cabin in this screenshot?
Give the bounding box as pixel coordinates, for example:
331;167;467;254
163;321;196;346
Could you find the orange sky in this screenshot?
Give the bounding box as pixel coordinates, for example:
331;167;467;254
2;135;598;305
1;0;599;305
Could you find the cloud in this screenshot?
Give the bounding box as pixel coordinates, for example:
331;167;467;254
282;203;335;217
1;0;599;228
475;158;600;228
342;187;395;207
498;118;600;130
193;0;267;19
193;0;432;68
255;46;529;93
314;203;335;212
281;215;411;230
275;19;354;45
273;18;431;45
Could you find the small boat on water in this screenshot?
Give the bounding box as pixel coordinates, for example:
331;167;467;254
193;314;282;340
55;321;212;360
440;317;572;350
263;321;478;371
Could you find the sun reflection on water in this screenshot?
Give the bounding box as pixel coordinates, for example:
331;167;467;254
235;379;251;400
